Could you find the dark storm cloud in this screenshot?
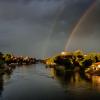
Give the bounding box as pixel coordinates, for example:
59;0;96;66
0;0;94;21
67;0;100;52
0;0;66;57
0;0;95;57
0;0;64;21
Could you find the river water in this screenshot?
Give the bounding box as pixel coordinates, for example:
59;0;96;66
0;64;100;100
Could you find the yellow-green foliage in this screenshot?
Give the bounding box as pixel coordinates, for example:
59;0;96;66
45;56;57;65
45;50;100;69
3;53;12;62
96;53;100;61
73;49;83;56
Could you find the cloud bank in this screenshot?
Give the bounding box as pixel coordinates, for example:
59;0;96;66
0;0;96;58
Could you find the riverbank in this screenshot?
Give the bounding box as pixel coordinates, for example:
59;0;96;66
1;50;100;75
43;50;100;75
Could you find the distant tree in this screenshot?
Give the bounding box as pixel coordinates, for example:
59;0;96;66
81;59;92;68
73;49;84;57
54;56;74;70
96;53;100;62
0;52;5;66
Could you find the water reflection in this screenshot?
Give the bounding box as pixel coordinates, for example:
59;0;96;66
0;73;3;96
85;74;100;91
1;65;100;99
48;66;100;92
0;64;15;96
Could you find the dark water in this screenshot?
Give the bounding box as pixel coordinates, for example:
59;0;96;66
0;64;100;100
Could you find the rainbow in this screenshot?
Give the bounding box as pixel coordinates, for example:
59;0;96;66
43;1;67;58
65;0;96;51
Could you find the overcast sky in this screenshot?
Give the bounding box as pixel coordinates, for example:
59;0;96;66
66;0;100;52
0;0;99;58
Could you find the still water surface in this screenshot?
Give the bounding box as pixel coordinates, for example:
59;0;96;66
0;64;100;100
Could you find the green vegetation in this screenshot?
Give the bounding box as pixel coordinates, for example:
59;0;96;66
1;50;100;75
44;50;100;71
0;52;5;66
0;52;37;67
